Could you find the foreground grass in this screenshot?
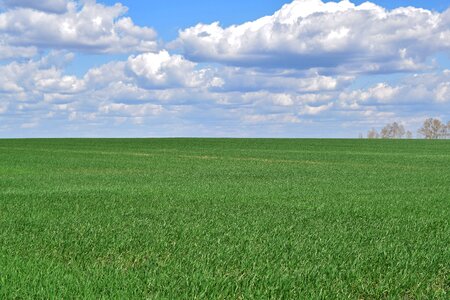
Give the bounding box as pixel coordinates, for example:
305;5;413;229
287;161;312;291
0;138;449;299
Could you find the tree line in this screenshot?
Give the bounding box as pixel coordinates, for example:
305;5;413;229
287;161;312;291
360;118;450;139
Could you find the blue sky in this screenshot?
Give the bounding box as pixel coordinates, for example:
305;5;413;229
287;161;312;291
1;0;450;138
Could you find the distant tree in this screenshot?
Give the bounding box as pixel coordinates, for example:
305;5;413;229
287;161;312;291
418;118;447;139
380;126;390;139
406;130;413;139
367;128;379;139
380;122;405;139
446;121;450;139
358;133;364;139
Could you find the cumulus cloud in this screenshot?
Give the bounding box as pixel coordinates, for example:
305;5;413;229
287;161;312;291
299;103;334;115
0;0;157;56
242;113;301;124
2;50;449;132
99;103;164;117
0;49;350;132
124;50;355;93
210;68;353;93
0;43;37;60
0;45;450;136
339;70;450;107
0;51;85;98
126;50;205;89
176;0;450;74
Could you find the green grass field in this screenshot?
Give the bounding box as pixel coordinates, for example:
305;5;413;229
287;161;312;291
0;138;449;299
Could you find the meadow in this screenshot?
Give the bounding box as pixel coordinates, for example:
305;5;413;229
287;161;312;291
0;138;449;299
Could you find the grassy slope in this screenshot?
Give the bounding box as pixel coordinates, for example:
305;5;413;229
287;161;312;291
0;139;449;299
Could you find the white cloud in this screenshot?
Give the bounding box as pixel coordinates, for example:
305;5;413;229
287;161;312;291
83;61;128;89
1;45;450;137
339;70;450;107
0;101;7;114
299;103;333;115
0;0;157;55
99;103;164;117
436;82;450;103
209;67;353;93
126;50;203;89
0;43;37;60
36;75;86;94
4;50;448;125
242;113;301;124
176;0;449;73
1;0;449;137
125;51;355;93
0;51;85;98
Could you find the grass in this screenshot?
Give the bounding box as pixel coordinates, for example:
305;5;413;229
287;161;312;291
0;138;449;299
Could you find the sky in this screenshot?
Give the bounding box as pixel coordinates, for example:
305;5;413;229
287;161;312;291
0;0;450;138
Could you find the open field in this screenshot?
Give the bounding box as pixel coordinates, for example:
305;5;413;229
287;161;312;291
0;138;449;298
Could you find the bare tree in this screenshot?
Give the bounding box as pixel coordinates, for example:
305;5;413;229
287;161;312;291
367;128;379;139
394;122;406;138
418;118;447;139
380;125;390;139
380;122;405;139
406;131;413;139
447;121;450;139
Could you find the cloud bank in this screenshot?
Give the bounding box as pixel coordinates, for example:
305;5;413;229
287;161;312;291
1;0;450;137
